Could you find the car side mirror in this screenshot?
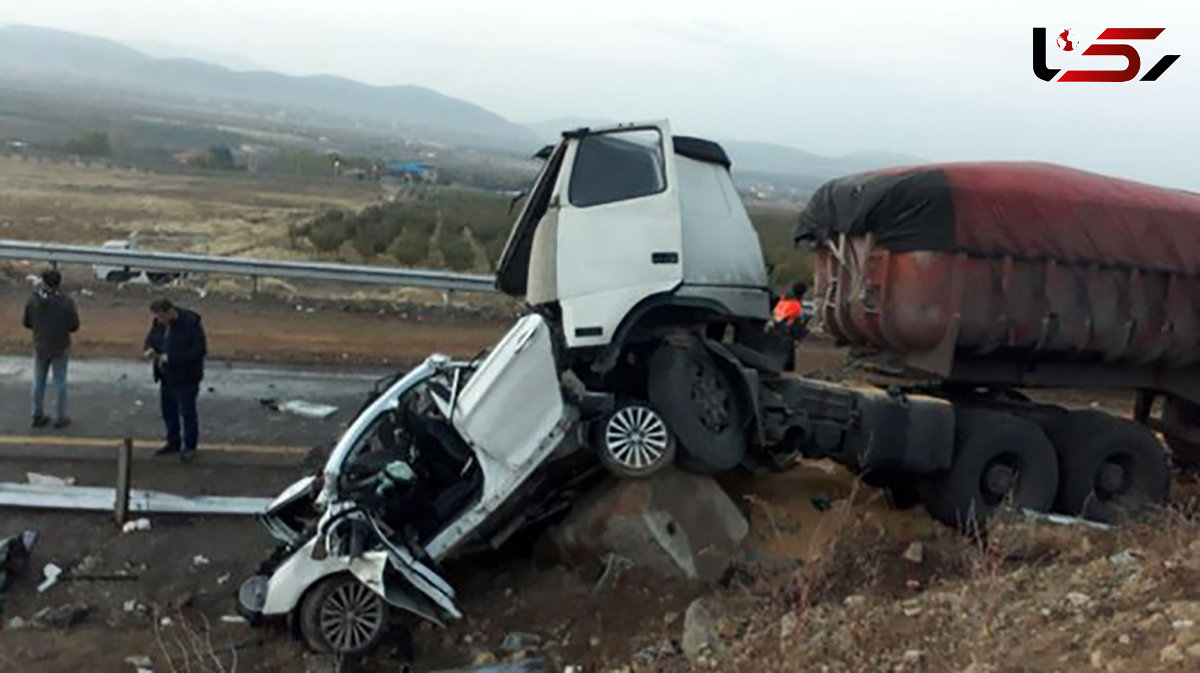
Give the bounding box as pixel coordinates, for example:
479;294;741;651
548;195;561;210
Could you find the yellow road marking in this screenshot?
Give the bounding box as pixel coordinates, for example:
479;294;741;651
0;435;309;456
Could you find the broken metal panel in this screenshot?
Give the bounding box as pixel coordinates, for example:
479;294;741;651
0;483;270;515
453;315;564;480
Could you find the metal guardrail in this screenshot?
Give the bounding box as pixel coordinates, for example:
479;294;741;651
0;239;497;293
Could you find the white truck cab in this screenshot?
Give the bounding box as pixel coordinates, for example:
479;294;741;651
497;121;770;353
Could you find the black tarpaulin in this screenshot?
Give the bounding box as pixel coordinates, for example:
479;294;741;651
796;162;1200;276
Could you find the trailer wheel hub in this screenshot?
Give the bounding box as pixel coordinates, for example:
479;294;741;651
1096;461;1127;497
982;462;1017;498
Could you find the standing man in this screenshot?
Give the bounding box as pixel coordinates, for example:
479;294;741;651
143;299;206;461
773;281;808;338
23;269;79;428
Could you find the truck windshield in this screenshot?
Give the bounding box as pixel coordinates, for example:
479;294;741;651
569;129;665;207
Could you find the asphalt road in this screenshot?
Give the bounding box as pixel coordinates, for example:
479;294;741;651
0;355;394;451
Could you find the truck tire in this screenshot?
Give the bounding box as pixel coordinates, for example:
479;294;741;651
647;343;747;474
591;399;676;478
1044;411;1170;523
918;409;1058;530
299;574;388;656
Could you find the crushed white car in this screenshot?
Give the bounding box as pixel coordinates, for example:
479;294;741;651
238;314;660;654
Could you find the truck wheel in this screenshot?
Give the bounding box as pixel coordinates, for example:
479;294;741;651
299;574;388;656
592;400;676;478
647;343;747;474
1044;411;1170;523
918;409;1058;530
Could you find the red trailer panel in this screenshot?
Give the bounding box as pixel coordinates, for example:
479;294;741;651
798;163;1200;394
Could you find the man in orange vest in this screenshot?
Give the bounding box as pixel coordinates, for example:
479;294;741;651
773;281;807;337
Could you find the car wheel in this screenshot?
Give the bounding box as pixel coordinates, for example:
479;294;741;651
918;409;1058;531
593;400;676;478
299;574;388;656
647;343;747;474
1045;410;1170;523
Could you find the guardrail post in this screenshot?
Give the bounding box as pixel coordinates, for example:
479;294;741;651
251;275;259;297
114;438;133;525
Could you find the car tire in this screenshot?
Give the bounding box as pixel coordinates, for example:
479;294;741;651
1044;410;1170;523
592;400;676;478
918;409;1058;530
647;343;748;474
298;574;388;656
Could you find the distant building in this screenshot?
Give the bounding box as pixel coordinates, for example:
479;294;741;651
383;161;438;184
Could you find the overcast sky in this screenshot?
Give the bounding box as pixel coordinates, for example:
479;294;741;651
1;0;1197;188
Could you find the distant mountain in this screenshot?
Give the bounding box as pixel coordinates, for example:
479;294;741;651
0;25;537;148
123;38;265;72
723;140;921;182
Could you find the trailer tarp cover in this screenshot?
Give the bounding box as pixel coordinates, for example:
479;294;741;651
796;162;1200;275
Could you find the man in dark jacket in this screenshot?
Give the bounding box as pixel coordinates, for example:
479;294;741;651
22;269;80;428
143;299;206;460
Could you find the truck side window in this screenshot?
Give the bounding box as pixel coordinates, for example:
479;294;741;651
569;129;665;208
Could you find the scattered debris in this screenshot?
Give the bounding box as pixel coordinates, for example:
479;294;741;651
274;399;339;419
1065;592;1091;608
220;615;248;625
0;529;37;596
901;541;924;564
122;518;152;533
810;494;832;512
1109;549;1142;565
34;602;91;628
37;562;62;593
681;596;725;663
591;553;634;593
499;631;542;652
633;639;678;665
1017;508;1112;530
217;573;231;585
6;616;26;630
124;655;153;668
26;472;76;487
192;555;210;567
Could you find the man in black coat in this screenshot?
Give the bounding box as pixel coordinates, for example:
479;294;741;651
143;299;207;460
22;269;80;428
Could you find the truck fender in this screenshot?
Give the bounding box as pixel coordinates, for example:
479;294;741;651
591;294;735;374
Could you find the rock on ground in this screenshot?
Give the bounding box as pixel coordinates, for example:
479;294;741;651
548;468;749;582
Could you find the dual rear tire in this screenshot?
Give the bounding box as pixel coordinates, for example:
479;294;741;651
919;408;1170;529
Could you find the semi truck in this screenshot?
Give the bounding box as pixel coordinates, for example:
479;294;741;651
239;120;1198;657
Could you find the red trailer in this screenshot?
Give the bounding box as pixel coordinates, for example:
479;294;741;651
797;162;1200;522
